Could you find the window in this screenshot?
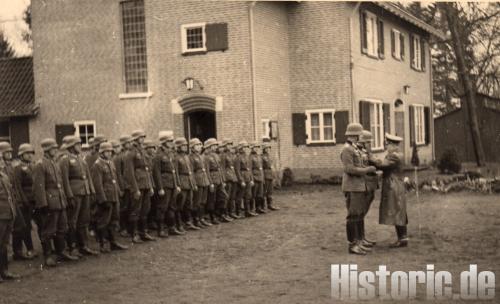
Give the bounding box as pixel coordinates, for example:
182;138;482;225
121;0;149;93
360;100;390;151
365;12;378;57
411;34;425;71
305;109;336;144
181;23;207;54
0;121;10;142
412;105;425;145
74;121;96;148
391;29;405;60
261;119;271;141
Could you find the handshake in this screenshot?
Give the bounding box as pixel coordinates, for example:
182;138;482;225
364;166;377;174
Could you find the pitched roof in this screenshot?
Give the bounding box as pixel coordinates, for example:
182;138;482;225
374;2;446;40
0;57;39;118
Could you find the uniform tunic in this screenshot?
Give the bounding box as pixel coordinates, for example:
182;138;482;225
189;153;210;210
205;152;227;210
174;152;196;211
91;158;121;230
250;153;264;199
235;153;254;201
152;147;179;215
0;171;15;273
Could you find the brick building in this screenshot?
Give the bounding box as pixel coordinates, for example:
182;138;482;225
30;1;442;177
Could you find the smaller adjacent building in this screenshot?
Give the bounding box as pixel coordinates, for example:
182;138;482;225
0;57;39;155
435;93;500;163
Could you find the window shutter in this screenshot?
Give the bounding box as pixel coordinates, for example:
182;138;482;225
383;103;391;136
421;39;426;71
206;23;228;52
409;106;415;145
360;11;367;54
334;111;349;144
377;19;384;58
400;33;405;60
292;113;307;146
391;30;395;58
359;101;371;130
55;124;76;146
424;106;431;145
409;34;415;68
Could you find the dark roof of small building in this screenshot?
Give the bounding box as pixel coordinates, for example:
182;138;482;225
0;57;39;118
374;2;446;40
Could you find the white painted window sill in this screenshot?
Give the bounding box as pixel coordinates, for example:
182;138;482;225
119;92;153;100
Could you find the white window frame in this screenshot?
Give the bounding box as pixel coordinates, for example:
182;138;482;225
305;109;336;144
365;12;378;57
261;119;271;141
181;22;207;54
392;29;401;60
74;120;96;148
362;99;385;151
412;35;422;70
413;104;425;145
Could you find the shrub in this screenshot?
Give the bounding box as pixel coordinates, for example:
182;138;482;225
281;167;294;187
437;148;462;174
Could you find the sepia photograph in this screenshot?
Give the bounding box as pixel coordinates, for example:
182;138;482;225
0;0;499;303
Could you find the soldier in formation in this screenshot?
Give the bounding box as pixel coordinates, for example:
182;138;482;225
0;130;279;280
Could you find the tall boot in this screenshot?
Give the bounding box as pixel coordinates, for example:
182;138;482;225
42;241;57;267
267;197;280;211
12;236;29;260
108;228;128;250
130;221;142;243
78;227;99;256
96;229;109;253
157;221;169;238
176;212;186;233
391;226;408;248
256;198;267;214
139;220;156;241
0;250;20;280
54;236;78;262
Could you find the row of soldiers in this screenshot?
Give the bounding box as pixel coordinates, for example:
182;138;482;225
0;130;279;282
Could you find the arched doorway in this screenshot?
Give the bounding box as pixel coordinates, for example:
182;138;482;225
184;110;216;143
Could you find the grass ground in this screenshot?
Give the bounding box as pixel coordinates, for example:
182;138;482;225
1;185;499;304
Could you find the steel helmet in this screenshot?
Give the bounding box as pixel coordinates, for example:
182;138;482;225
204;138;218;148
238;140;249;149
174;137;188;147
345;123;364;136
189;138;202;147
99;142;114;153
119;135;133;145
359;130;373;143
65;135;82;149
131;129;146;140
158;130;174;143
18;143;35;156
144;139;157;149
0;142;13;154
41;138;58;152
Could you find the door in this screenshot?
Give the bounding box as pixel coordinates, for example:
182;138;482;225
395;111;405;158
184;110;216;143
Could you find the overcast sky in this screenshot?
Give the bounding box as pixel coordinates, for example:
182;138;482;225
0;0;31;56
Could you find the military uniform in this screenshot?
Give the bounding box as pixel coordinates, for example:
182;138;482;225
114;136;132;235
262;147;278;211
204;143;229;222
124;141;155;241
189;149;210;227
33;140;76;265
12;156;37;258
0;169;17;281
250;149;265;214
59;140;97;256
235;142;255;217
221;141;239;218
91;143;128;252
153;144;180;236
173;140;196;232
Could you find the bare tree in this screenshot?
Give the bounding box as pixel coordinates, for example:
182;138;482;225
0;31;15;59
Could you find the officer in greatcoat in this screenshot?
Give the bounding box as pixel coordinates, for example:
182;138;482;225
152;131;181;237
340;123;377;255
124;130;156;243
59;136;99;257
91;142;128;253
372;133;408;248
33;138;79;266
0;157;20;282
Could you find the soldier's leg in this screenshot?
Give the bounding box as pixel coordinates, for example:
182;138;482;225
54;209;78;262
95;202;112;253
119;190;131;236
148;194;158;230
346;192;368;255
77;195;98;255
139;190;155;241
255;181;266;214
12;205;29;260
175;190;187;233
361;191;376;245
128;191;142;243
206;189;219;225
155;190;169;237
265;179;279;211
39;209;58;266
21;205;36;255
245;183;255;217
217;185;231;222
108;201;128;250
0;220;19;280
65;196;81;256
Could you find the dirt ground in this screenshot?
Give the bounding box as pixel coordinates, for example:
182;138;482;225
1;185;499;304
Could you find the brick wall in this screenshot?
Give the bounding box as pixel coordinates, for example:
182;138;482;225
350;3;434;164
288;2;353;176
